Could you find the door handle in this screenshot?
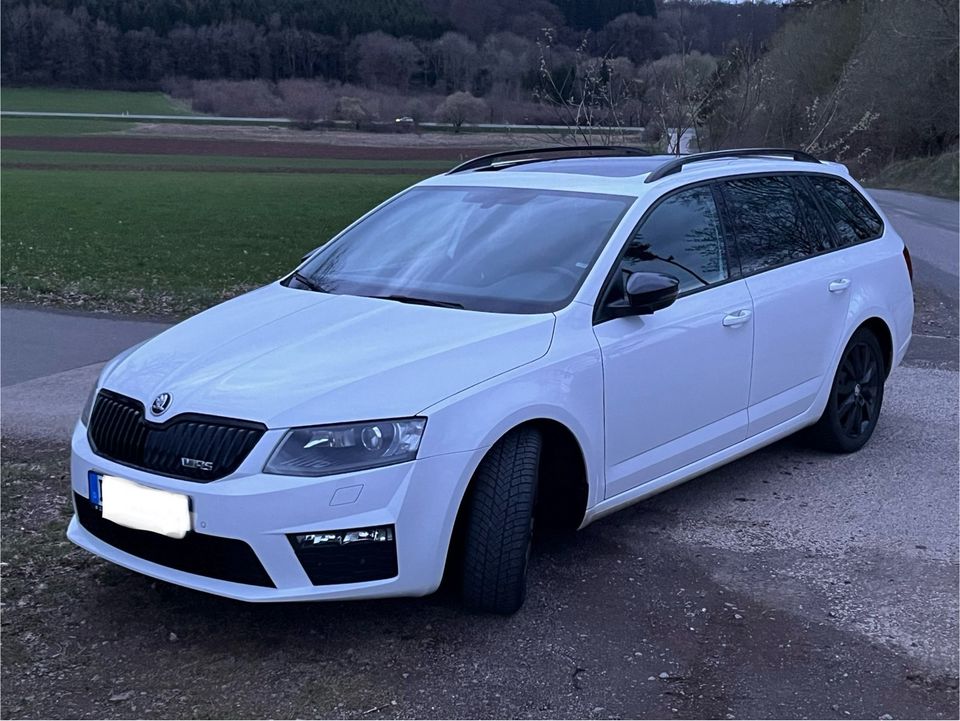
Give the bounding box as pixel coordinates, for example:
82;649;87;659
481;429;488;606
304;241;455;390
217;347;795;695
722;309;752;327
829;278;851;293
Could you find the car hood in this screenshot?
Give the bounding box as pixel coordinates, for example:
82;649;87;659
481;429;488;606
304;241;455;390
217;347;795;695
102;283;555;428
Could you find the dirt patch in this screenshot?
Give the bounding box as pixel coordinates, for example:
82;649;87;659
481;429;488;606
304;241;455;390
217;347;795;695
1;134;502;161
1;122;646;159
124;122;567;149
913;279;959;339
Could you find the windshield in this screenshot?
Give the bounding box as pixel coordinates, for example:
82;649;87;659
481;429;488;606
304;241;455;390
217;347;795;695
291;186;634;313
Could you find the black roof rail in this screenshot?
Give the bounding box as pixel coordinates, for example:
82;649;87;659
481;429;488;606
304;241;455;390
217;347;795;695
448;145;652;174
643;148;820;183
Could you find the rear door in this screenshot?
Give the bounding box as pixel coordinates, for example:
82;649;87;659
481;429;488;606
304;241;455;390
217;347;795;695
718;174;850;436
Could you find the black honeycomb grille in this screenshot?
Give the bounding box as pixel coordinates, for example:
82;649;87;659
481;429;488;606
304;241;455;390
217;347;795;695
88;390;265;481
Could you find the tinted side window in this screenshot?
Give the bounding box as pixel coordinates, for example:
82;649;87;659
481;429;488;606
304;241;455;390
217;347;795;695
794;177;835;252
721;176;815;274
624;186;727;293
810;176;883;245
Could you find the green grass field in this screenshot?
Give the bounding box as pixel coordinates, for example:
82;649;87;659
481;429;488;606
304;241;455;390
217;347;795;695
0;88;451;314
1;149;453;171
1;168;428;315
0;87;193;136
0;117;134;136
0;88;558;316
1;87;191;115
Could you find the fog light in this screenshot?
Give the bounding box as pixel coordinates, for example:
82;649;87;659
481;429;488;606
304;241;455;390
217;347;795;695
292;525;394;549
288;524;398;585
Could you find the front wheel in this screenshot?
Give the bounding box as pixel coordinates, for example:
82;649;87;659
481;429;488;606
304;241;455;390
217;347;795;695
808;328;886;453
460;426;541;614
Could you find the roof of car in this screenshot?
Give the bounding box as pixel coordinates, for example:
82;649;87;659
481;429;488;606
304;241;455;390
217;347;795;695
422;152;850;198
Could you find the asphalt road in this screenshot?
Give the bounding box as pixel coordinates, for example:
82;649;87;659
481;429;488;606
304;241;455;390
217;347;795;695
868;189;959;301
1;188;957;719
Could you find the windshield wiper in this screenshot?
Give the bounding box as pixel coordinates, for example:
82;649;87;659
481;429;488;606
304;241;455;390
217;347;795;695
290;271;326;293
373;294;464;309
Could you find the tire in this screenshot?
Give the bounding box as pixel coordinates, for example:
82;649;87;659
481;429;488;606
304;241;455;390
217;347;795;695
460;426;541;615
808;327;886;453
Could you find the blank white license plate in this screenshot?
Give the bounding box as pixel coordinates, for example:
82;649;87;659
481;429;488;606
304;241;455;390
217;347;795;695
100;475;191;539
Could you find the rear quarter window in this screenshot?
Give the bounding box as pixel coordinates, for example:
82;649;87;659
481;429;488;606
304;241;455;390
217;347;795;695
809;176;884;245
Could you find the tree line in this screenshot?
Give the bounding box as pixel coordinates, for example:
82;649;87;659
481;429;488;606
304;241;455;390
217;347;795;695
0;0;780;89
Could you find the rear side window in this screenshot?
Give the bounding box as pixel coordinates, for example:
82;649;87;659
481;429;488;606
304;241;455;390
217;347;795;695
793;178;835;252
624;185;727;293
809;176;883;245
720;176;821;275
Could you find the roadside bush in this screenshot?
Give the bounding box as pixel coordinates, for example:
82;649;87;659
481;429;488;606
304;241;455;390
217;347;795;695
402;98;430;123
191;80;280;117
278;79;331;129
159;75;194;99
159;75;563;128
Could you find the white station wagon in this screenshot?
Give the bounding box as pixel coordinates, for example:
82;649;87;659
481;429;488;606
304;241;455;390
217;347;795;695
68;147;914;614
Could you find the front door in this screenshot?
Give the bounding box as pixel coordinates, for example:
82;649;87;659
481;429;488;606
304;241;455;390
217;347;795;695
594;184;754;499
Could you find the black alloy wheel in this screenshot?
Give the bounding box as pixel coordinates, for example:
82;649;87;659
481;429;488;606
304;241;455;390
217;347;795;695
808;328;885;453
835;339;882;439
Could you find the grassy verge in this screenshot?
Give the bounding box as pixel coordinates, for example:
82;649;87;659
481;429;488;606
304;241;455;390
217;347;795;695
1;87;191;115
1;168;428;316
867;151;959;199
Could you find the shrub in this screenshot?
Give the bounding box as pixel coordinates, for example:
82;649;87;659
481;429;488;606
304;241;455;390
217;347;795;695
190;80;280;117
278;79;330;129
335;96;370;129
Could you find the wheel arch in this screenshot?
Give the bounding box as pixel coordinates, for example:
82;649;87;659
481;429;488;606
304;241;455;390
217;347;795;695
860;316;894;378
464;416;590;529
441;416;590;585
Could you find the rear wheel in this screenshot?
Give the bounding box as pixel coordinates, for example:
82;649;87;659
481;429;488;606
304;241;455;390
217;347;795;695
460;426;541;615
808;328;885;453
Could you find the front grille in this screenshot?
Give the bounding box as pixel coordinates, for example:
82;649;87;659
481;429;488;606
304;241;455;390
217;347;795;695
75;493;275;588
88;390;265;481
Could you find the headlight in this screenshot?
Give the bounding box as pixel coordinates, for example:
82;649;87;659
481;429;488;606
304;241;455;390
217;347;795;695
80;383;98;427
264;418;426;477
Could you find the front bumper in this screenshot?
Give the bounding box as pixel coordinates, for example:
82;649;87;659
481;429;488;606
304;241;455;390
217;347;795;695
68;422;482;601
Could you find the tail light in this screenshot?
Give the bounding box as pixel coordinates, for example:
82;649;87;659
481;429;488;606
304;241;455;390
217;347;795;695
902;245;914;283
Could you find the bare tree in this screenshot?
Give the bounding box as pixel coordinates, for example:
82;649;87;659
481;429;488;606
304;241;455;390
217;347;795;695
335;96;369;129
350;32;423;91
640;51;719;153
435;91;488;130
480;32;537;101
534;30;641;146
430;32;478;92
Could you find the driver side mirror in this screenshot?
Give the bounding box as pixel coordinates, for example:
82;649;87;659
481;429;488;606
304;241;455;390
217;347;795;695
607;271;680;318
